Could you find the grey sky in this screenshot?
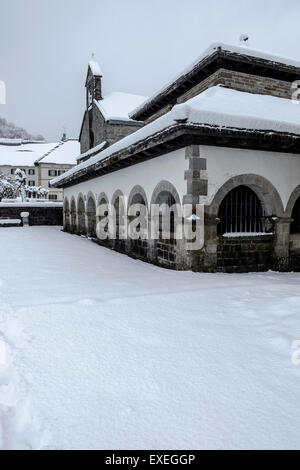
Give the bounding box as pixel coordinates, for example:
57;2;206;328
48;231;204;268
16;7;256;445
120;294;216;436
1;0;300;141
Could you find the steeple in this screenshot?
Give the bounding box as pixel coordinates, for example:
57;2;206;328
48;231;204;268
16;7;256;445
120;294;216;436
86;54;103;108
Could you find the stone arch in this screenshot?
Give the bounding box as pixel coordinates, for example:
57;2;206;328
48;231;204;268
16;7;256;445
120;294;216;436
128;185;149;212
77;193;86;235
86;192;96;238
64;197;70;231
151;180;181;207
70;197;77;233
208;174;284;218
286;184;300;218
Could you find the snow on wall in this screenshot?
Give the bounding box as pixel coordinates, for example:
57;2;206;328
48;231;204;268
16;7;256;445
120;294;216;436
63;148;187;206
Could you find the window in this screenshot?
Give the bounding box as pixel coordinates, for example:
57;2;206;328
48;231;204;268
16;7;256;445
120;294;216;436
28;181;35;187
21;169;26;174
48;170;57;177
11;169;15;175
28;169;35;175
48;194;58;200
218;186;264;235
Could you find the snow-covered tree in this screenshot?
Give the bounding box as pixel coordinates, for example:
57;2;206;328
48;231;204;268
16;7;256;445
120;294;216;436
0;173;17;201
15;169;27;202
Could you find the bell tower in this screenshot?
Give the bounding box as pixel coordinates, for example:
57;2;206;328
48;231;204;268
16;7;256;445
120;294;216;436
86;56;103;109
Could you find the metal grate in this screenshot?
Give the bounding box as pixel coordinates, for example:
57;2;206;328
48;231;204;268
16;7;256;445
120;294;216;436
218;185;264;235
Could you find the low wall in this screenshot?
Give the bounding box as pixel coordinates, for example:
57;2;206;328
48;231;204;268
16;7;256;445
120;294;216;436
0;203;63;226
217;235;274;273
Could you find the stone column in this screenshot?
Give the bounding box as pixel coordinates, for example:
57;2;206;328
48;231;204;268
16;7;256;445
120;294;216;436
273;217;293;271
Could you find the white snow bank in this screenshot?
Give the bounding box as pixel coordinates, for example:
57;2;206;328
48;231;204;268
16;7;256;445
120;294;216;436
0;219;21;225
0;297;47;449
130;41;300;117
1;227;300;449
52;86;300;186
95;92;147;122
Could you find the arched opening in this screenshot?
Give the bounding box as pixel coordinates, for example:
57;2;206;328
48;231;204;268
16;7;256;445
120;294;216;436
87;196;96;238
70;199;76;233
156;191;177;239
64;198;70;231
97;196;109;240
128;192;148;259
217;185;264;235
154;190;178;266
291;196;300;234
78;197;86;235
113;195;126;242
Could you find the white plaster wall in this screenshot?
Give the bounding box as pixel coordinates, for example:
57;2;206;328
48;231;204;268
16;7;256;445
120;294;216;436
201;146;300;210
64;149;187;206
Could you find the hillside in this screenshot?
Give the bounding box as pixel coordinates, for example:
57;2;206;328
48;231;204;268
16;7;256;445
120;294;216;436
0;118;44;140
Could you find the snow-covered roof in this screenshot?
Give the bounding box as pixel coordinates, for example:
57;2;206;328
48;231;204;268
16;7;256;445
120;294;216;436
95;92;148;122
130;42;300;119
88;60;102;77
76;140;107;161
0;141;59;167
52;86;300;187
37;140;80;165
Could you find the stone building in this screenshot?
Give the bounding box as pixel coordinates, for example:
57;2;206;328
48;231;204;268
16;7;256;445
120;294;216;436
52;43;300;272
0;138;80;201
78;60;147;162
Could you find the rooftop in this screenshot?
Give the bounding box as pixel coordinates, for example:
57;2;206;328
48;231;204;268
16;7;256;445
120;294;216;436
52;86;300;188
95;92;148;123
130;42;300;121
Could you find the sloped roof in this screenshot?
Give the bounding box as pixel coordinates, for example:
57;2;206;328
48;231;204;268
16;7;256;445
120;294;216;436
95;92;148;122
52;86;300;188
130;42;300;121
37;140;80;165
0;141;58;167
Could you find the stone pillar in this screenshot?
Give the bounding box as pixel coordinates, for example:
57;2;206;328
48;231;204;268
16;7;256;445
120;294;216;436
182;145;216;271
273;217;293;271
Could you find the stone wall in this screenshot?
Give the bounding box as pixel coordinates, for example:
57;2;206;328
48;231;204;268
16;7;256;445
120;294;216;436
217;235;273;273
0;205;63;226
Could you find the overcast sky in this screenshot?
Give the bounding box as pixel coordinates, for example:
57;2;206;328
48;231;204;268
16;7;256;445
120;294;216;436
1;0;300;141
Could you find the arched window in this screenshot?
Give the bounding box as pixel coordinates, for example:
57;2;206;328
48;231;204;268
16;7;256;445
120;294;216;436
218;185;264;235
129;193;147;238
291;196;300;234
87;197;96;238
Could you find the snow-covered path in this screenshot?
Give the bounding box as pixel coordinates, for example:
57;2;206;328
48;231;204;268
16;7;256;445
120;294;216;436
0;226;300;450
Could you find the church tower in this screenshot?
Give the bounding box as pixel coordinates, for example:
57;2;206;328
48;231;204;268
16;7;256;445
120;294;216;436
85;58;103;109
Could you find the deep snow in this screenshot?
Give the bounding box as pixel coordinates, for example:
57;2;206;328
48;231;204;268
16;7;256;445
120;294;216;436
0;226;300;450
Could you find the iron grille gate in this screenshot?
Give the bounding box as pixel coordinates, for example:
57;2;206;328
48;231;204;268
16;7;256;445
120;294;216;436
218;185;264;235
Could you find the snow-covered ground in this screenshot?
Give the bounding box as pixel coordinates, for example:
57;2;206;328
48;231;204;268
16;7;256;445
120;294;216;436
0;226;300;450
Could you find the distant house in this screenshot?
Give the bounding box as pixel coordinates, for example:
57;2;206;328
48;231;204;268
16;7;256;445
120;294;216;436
52;43;300;273
0;137;80;201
